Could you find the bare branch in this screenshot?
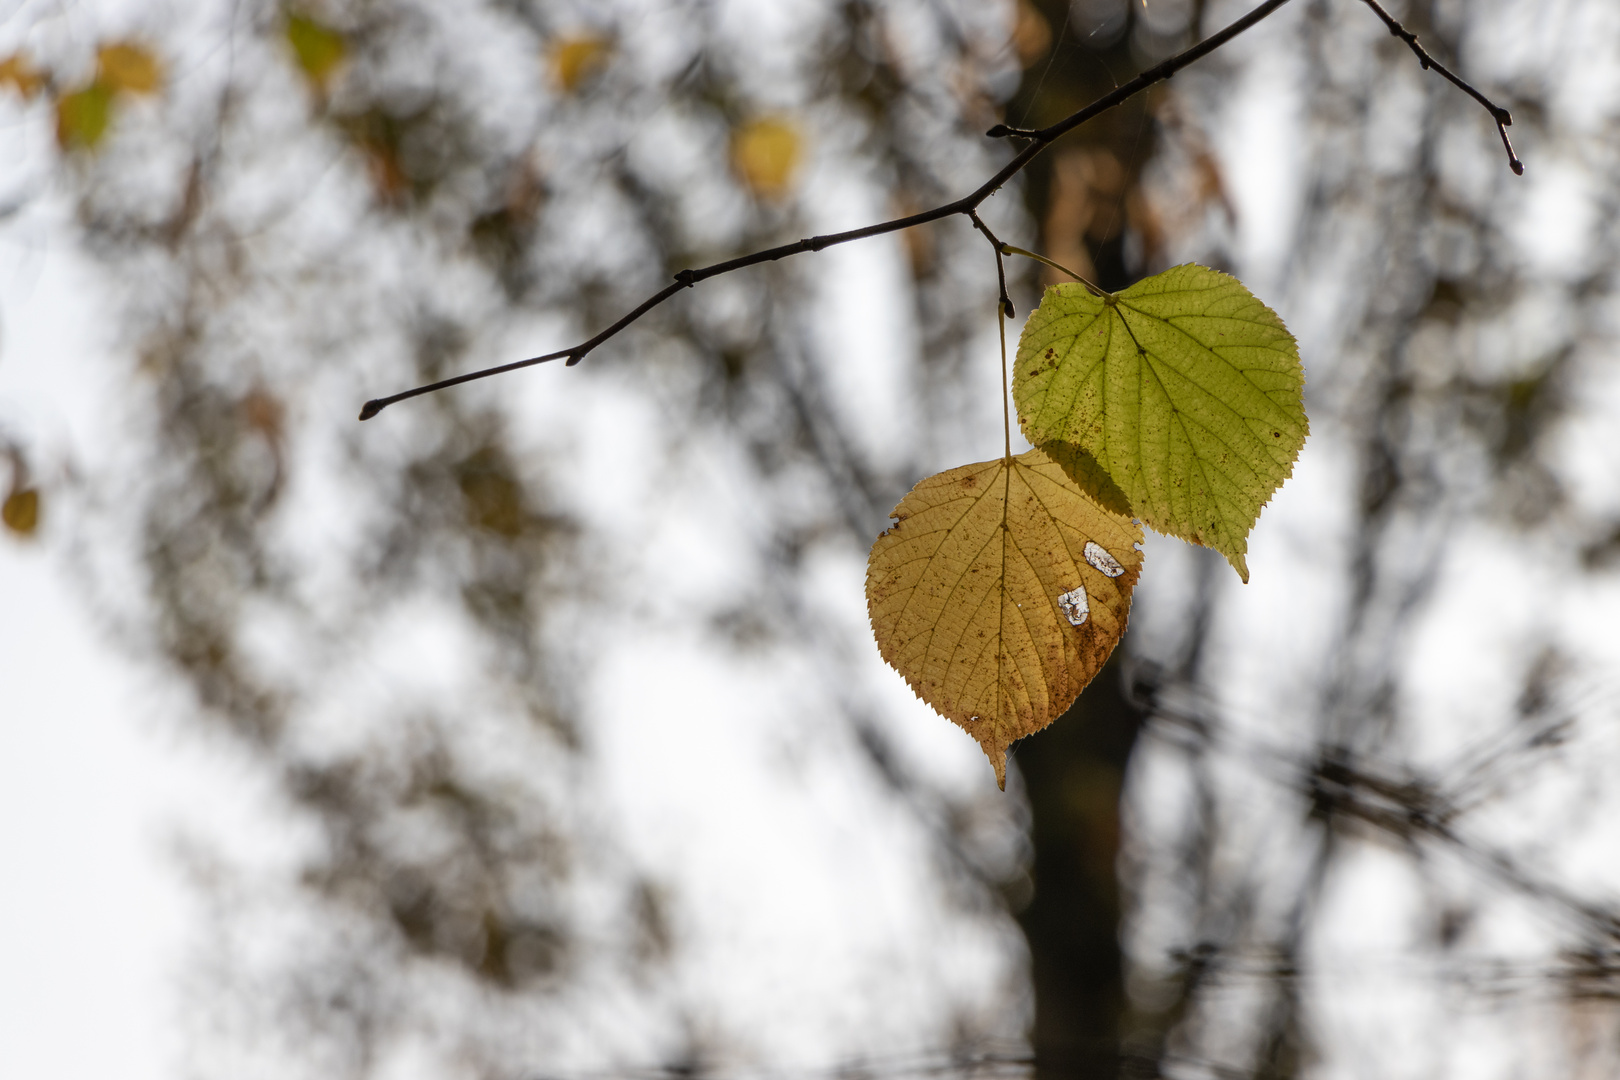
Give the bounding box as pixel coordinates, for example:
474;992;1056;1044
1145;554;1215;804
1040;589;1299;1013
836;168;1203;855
360;0;1300;420
1357;0;1523;175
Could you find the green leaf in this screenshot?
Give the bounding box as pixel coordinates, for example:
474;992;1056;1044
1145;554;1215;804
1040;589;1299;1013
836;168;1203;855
56;82;115;150
1013;264;1307;582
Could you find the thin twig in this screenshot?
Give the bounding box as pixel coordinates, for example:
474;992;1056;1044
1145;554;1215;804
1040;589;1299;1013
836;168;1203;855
1356;0;1523;175
359;0;1297;420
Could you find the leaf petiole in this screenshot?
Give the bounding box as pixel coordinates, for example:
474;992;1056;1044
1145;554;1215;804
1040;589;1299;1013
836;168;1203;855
998;299;1012;463
998;245;1110;298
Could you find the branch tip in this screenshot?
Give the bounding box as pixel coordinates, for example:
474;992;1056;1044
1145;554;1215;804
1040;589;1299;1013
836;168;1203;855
1357;0;1522;175
359;400;384;421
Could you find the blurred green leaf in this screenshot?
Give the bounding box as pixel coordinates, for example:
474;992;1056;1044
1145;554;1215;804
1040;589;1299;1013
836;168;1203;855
56;82;114;149
286;13;347;89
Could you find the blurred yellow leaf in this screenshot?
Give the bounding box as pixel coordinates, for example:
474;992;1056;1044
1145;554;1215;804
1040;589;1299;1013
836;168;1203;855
731;116;802;200
96;41;162;96
548;35;610;93
866;447;1142;788
0;53;46;99
2;488;39;536
56;83;115;149
286;13;347;88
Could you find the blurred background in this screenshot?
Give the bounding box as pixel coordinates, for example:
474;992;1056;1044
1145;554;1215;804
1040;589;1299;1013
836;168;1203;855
2;0;1619;1077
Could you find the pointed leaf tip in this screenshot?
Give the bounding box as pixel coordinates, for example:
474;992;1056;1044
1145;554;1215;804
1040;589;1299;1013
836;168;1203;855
866;448;1142;787
1013;264;1306;579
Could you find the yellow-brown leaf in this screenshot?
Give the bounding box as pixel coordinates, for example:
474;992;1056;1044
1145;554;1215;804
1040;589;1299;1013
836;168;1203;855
0;53;46;99
3;488;39;536
866;447;1142;788
96;42;162;95
548;35;610;93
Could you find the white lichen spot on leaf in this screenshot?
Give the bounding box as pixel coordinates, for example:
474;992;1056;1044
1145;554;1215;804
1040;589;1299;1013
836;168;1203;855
1057;587;1089;627
1083;541;1125;577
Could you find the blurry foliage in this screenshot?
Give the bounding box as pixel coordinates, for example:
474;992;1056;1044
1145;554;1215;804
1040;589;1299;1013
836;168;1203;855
547;33;612;94
55;81;116;149
730;116;805;201
95;42;163;96
0;52;46;99
2;442;39;538
15;0;1037;1073
18;39;167;150
285;12;348;89
2;488;38;536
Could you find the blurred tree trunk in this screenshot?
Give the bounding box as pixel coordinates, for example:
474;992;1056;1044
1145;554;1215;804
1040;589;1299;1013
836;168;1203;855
1003;3;1191;1071
1016;653;1148;1075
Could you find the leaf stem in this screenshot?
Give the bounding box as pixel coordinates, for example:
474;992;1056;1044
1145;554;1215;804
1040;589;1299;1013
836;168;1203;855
998;245;1109;297
998;299;1012;464
971;209;1016;463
